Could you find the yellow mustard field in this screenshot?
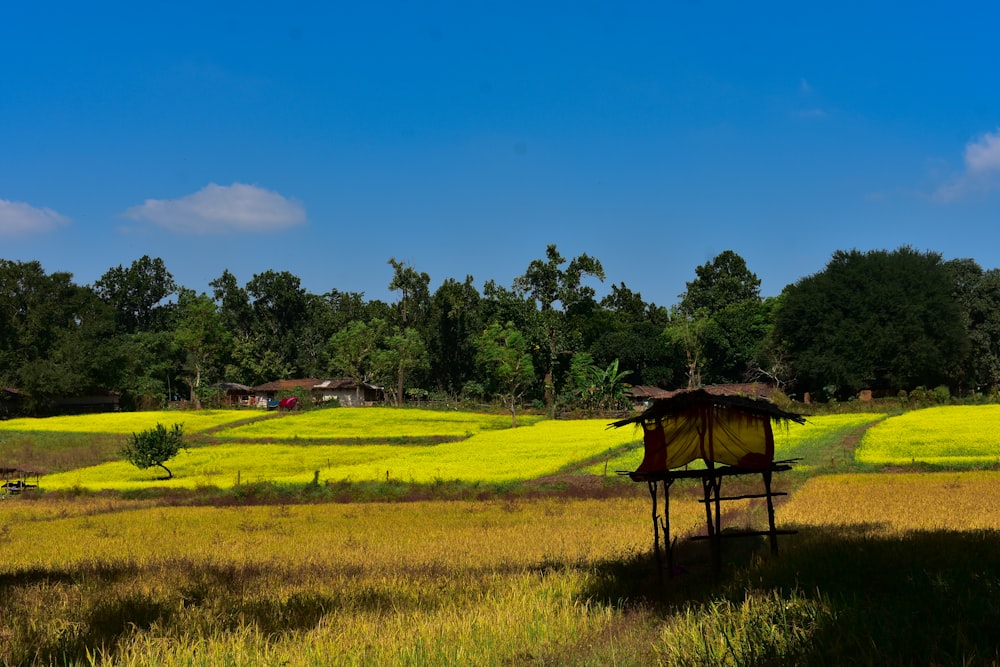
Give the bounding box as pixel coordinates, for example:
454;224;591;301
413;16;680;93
39;418;641;490
0;410;255;434
857;405;1000;465
213;406;544;440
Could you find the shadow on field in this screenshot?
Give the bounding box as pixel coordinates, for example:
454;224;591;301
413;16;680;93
0;560;343;666
581;525;1000;664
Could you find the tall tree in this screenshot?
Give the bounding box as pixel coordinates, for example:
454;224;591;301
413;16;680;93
173;289;230;408
476;321;535;427
426;276;482;395
376;327;430;406
387;258;431;330
775;247;969;398
945;259;1000;393
590;283;675;388
680;250;761;315
245;270;308;381
677;250;766;384
93;255;177;334
0;260;116;411
328;318;389;385
514;244;605;416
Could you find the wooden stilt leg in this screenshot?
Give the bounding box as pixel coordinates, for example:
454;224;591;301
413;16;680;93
662;479;673;577
702;474;722;574
764;469;778;555
648;480;662;581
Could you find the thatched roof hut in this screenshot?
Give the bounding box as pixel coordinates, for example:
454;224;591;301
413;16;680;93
610;388;805;476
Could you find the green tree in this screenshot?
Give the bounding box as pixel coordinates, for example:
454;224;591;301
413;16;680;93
376;327;430;406
388;258;431;329
680;250;761;315
328;318;389;385
476;321;535;427
775;247;969;398
590;282;675;388
245;270;308;381
677;251;766;384
514;244;605;417
426;276;482;395
664;305;709;388
120;423;186;480
944;259;1000;394
173;289;230;408
93;255;177;334
0;260;116;413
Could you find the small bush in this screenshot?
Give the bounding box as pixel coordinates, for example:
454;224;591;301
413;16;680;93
120;423;186;480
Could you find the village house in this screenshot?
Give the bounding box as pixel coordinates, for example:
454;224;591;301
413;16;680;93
251;378;384;408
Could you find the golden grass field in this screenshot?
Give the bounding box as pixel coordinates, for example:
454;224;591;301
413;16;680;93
5;405;1000;664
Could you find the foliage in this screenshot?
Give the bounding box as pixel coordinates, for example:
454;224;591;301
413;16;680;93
92;254;177;334
8;243;1000;416
565;354;633;412
673;250;768;385
679;249;761;315
514;244;606;416
475;321;536;426
119;422;186;479
776;247;969;398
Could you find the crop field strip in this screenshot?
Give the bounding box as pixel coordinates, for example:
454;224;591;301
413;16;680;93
37;418;643;490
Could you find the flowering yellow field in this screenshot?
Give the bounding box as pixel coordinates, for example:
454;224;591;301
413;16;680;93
39;418;641;490
213;407;544;440
0;410;254;434
857;405;1000;465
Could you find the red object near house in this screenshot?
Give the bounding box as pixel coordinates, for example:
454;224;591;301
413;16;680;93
278;396;299;410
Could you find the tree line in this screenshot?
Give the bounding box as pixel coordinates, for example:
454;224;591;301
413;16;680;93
2;244;998;416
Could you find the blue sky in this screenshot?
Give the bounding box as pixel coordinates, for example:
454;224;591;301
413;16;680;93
3;1;999;307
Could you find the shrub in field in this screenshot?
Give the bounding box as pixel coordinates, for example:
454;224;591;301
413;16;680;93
120;423;186;479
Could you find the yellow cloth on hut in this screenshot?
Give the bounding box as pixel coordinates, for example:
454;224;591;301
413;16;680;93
634;404;775;473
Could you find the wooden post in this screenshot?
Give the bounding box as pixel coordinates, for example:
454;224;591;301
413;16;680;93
701;474;722;574
647;480;664;582
763;469;778;555
662;479;674;576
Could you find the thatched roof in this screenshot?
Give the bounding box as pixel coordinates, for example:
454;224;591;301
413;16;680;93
610;388;805;429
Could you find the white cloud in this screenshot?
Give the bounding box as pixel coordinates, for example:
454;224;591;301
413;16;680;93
123;182;306;233
934;128;1000;202
964;128;1000;173
0;199;70;236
